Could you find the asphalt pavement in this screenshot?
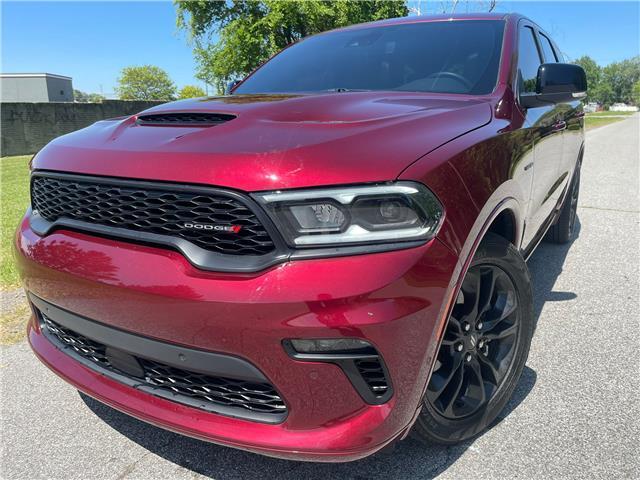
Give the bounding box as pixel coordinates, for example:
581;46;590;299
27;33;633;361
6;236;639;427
1;116;638;479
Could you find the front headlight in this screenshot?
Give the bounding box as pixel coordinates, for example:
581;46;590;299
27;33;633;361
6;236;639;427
253;182;443;247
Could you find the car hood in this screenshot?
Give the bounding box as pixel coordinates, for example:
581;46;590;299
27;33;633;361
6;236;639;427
34;92;492;191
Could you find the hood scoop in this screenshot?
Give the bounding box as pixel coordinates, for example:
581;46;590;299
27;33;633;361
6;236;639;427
136;112;236;127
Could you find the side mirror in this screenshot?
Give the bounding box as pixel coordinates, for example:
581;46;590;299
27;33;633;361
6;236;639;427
225;80;241;95
520;63;587;108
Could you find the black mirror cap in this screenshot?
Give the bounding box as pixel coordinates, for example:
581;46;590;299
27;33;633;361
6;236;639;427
520;63;587;109
538;63;587;95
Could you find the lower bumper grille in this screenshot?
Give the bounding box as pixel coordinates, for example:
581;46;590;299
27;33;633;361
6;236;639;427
355;358;391;398
39;311;287;423
42;315;110;365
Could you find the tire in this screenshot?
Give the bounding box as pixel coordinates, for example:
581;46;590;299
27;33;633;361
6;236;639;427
547;162;581;244
412;233;534;445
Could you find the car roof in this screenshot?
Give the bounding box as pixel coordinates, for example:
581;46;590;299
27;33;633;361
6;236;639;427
331;12;513;33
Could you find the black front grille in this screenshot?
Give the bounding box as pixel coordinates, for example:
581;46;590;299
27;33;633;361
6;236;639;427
40;313;287;420
137;112;235;126
355;358;390;398
32;175;275;256
138;359;285;414
42;314;110;366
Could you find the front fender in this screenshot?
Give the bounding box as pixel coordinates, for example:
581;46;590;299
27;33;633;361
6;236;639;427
397;123;531;421
399;120;531;256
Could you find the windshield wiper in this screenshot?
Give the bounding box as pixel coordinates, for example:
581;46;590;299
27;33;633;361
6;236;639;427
324;88;371;93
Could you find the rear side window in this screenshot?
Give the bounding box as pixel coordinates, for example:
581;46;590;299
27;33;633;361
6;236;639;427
517;26;542;94
539;33;559;62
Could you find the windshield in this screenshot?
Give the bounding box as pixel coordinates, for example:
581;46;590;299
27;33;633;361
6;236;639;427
234;20;505;96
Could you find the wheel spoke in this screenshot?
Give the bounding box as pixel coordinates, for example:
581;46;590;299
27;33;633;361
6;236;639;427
462;269;482;321
484;323;517;340
448;316;463;335
478;267;497;315
482;290;517;332
430;351;463;397
468;357;487;404
442;365;466;417
499;297;517;321
477;353;501;385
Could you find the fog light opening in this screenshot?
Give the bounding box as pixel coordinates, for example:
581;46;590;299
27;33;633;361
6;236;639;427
283;338;393;405
288;338;376;355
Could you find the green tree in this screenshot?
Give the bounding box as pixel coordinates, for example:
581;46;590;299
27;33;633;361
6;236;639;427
573;55;601;100
87;93;106;103
73;89;89;102
591;81;615;108
74;89;107;103
176;0;409;93
632;80;640;105
178;84;207;99
600;56;640;105
115;65;177;101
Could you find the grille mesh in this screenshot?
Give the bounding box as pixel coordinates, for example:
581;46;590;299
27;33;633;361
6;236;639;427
355;358;390;398
139;359;286;414
41;313;287;418
42;314;110;366
32;175;275;256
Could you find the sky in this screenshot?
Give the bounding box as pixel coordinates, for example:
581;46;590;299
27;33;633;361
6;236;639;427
1;1;639;98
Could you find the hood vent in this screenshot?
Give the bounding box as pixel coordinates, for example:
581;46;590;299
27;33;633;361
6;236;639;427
136;112;236;127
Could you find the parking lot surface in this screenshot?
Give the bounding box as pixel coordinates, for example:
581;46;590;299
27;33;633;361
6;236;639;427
1;116;638;479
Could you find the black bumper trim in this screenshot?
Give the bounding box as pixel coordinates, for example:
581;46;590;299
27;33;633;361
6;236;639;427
282;340;393;405
30;294;288;424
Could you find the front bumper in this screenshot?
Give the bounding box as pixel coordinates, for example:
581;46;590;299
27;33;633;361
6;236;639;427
16;213;458;462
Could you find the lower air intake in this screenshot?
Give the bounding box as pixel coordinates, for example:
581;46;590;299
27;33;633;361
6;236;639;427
40;312;287;423
355;358;391;398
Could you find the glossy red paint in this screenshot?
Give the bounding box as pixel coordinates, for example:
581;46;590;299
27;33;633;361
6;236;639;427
32;93;492;192
16;13;584;461
17;212;458;461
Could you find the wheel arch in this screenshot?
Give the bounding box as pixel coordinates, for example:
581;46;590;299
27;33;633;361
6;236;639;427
451;182;527;275
447;192;526;311
414;188;526;412
486;208;518;246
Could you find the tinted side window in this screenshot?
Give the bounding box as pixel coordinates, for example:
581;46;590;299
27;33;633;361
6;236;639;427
539;33;558;62
518;26;542;94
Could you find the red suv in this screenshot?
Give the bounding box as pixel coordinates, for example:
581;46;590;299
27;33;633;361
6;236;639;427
16;13;586;462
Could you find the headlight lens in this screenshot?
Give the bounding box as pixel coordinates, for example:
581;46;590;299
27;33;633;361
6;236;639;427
253;182;443;247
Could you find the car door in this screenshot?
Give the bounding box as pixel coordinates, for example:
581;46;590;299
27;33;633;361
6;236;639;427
518;22;566;249
538;30;584;189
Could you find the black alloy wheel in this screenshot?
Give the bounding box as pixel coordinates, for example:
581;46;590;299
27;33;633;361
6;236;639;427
412;233;533;445
426;264;520;419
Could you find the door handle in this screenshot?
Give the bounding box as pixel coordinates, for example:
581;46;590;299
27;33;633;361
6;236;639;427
552;120;567;132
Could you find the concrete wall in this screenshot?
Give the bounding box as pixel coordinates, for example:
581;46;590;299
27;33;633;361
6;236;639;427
2;77;51;102
1;100;165;156
1;75;74;102
45;77;74;102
